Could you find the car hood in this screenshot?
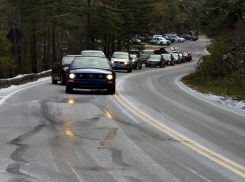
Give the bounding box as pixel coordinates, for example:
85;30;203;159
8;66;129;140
148;59;160;62
69;68;112;74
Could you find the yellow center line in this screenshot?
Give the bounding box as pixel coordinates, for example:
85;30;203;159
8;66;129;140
113;71;245;178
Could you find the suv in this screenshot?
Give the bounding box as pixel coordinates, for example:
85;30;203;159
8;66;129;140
51;55;80;85
110;52;133;72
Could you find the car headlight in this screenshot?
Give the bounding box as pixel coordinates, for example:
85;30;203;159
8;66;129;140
69;73;75;79
124;61;130;64
111;61;114;63
106;74;113;80
169;59;171;61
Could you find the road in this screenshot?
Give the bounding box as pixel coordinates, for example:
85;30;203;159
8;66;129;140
1;39;245;182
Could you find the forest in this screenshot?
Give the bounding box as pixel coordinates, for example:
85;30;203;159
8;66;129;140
0;0;205;79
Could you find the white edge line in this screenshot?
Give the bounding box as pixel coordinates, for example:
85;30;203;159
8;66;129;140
175;75;245;118
0;81;50;106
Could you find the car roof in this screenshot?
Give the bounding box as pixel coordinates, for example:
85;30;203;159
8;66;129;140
113;51;128;54
81;50;103;52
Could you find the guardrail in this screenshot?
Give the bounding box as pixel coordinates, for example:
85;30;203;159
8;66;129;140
0;70;51;89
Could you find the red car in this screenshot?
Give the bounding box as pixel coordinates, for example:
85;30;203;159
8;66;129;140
179;51;192;61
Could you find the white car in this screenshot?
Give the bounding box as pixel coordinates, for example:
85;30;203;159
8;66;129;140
168;35;185;42
149;37;169;45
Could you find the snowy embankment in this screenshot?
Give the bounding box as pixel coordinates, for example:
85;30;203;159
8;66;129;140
0;70;51;89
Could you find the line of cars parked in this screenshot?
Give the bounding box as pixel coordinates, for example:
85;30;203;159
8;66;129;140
51;50;144;95
51;47;192;95
149;33;198;45
145;46;192;67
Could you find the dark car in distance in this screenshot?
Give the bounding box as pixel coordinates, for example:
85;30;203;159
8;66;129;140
51;55;80;85
130;54;142;69
145;55;165;68
162;35;175;43
154;47;177;54
179;34;198;41
66;56;116;94
161;53;175;66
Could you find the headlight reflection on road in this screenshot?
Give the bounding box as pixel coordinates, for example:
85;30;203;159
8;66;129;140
68;99;75;104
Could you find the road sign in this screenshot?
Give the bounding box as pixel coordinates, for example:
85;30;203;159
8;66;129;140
6;28;23;44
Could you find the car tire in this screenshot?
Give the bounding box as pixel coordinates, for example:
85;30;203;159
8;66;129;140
60;73;66;85
66;86;73;93
160;42;163;45
178;39;181;42
145;64;148;67
160;63;163;68
139;64;142;69
107;86;115;95
51;73;57;84
127;67;132;73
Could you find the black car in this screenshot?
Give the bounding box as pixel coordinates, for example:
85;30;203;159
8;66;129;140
145;55;165;68
161;53;175;66
110;51;133;72
66;56;116;94
51;55;80;85
130;54;142;69
179;34;198;41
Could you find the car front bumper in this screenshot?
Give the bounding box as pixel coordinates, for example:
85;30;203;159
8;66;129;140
67;79;115;89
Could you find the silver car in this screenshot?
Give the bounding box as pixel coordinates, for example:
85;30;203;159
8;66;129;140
110;52;133;72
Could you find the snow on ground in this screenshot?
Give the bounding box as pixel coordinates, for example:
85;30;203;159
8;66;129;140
177;76;245;113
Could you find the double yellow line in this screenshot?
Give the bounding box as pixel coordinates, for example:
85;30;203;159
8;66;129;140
113;71;245;178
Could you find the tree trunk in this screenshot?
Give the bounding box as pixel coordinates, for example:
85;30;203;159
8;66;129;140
30;19;38;73
52;22;57;64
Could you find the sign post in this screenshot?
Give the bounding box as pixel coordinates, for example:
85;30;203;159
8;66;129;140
6;27;23;75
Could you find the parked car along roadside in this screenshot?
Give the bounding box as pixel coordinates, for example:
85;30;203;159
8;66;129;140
110;51;133;72
51;55;80;85
130;54;142;69
145;55;165;68
179;51;192;62
161;53;175;66
179;34;198;41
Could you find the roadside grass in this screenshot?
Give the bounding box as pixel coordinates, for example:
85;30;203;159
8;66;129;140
181;73;245;101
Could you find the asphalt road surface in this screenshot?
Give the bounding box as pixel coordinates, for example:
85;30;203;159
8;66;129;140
1;39;245;182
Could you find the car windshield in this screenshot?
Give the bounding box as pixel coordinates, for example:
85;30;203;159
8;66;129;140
165;48;174;52
63;57;75;64
162;54;171;59
71;57;110;69
112;53;128;59
130;55;137;60
172;53;178;57
149;55;161;59
182;52;188;55
82;52;105;57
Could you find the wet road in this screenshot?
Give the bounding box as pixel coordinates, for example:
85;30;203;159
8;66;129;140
1;39;245;182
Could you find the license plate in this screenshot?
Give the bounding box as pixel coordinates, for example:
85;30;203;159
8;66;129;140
117;64;122;67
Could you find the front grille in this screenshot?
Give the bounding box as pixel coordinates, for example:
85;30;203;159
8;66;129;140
113;62;124;64
77;74;105;79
